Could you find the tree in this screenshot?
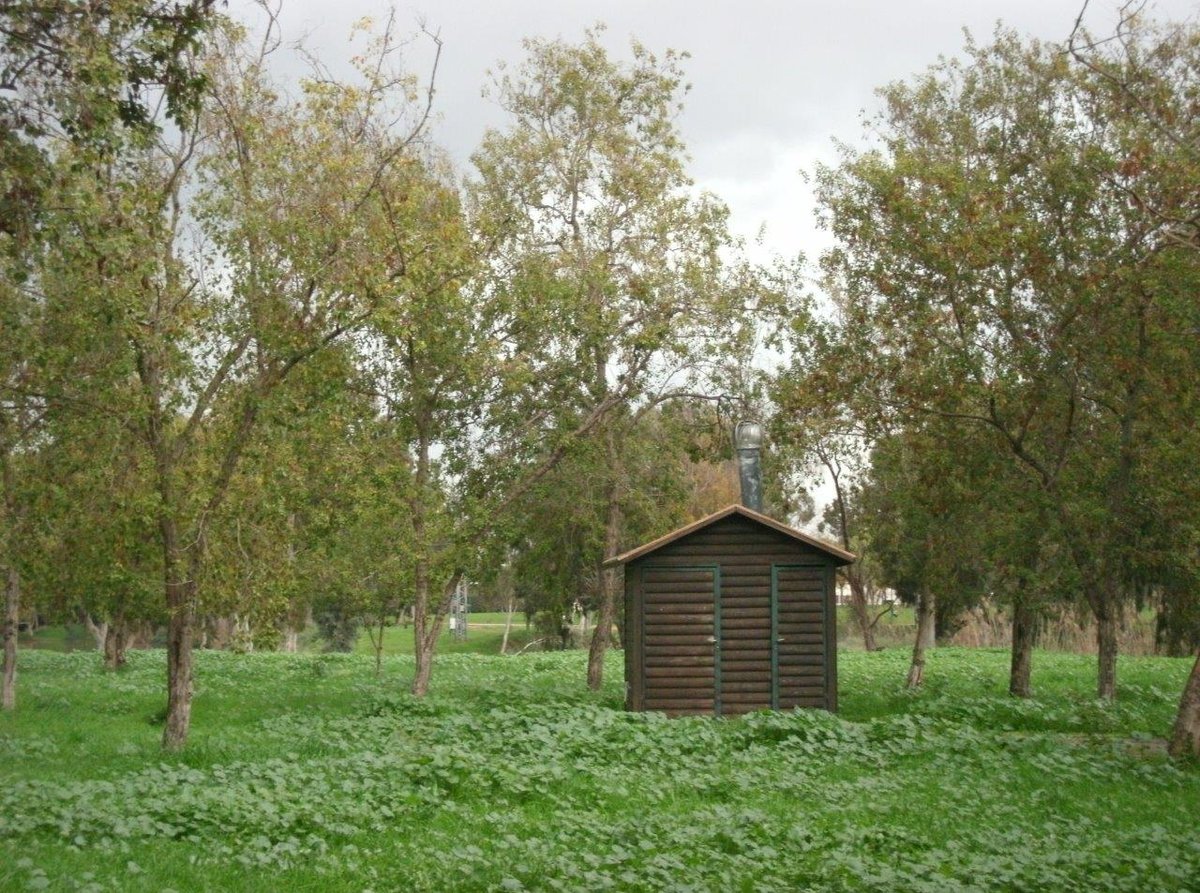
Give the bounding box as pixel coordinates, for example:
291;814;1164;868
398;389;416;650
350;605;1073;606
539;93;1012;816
507;405;718;651
28;12;448;748
1067;6;1200;756
811;25;1200;704
472;28;750;690
32;408;163;668
0;0;219;711
353;162;485;695
770;394;880;652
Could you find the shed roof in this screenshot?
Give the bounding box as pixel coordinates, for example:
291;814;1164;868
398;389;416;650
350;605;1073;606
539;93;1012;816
603;503;856;568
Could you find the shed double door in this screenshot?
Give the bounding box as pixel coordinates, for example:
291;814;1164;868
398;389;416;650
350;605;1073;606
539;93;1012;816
641;563;829;715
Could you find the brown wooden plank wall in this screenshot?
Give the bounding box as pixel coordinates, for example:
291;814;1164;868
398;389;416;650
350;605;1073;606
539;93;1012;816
626;514;836;716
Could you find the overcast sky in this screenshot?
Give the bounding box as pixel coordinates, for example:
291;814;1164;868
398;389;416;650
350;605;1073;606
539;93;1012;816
239;0;1198;266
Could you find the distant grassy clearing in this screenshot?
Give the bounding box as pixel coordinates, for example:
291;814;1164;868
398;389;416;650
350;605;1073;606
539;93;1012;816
354;613;539;657
0;648;1196;892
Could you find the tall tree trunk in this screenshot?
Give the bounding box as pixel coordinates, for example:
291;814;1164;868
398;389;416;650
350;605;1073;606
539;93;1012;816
824;450;875;651
2;566;18;711
1168;651;1200;759
412;616;441;695
919;602;937;650
280;514;303;653
413;574;458;696
906;591;935;689
411;551;433;695
1;444;18;711
408;419;442;698
103;615;128;670
161;523;196;752
1096;604;1118;701
586;461;622;691
847;570;877;651
500;598;515;655
1009;593;1036;698
1063;530;1121;703
371;615;385;676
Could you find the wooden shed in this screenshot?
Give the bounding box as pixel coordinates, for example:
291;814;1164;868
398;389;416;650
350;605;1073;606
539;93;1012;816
605;504;854;716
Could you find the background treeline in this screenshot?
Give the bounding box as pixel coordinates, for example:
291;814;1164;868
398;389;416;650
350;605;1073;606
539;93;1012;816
0;3;1197;756
770;16;1200;756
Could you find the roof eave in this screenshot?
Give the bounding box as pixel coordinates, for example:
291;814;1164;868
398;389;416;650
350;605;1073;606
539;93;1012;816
602;503;856;568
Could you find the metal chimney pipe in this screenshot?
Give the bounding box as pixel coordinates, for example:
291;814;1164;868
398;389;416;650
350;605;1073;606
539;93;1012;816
733;420;764;512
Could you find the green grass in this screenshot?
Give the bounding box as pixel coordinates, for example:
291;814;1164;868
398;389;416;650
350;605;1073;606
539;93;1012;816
0;647;1197;891
353;614;538;657
17;625;95;653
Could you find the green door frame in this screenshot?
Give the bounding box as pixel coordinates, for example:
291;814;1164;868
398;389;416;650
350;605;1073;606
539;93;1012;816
640;564;721;714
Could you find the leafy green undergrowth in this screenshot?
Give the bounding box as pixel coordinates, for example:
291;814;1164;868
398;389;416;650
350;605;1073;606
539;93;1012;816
0;648;1196;891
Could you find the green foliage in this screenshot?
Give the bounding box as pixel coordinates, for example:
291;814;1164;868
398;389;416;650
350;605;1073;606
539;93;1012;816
0;1;216;144
313;604;360;654
776;18;1200;709
0;648;1196;891
510;406;716;628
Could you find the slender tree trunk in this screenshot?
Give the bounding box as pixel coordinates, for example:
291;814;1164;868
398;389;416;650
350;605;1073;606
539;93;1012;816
412;552;432;695
586;462;622;691
824;451;875;652
1096;605;1118;701
2;566;18;711
1063;532;1121;702
500;598;515;655
1009;594;1036;698
161;520;196;751
847;571;877;652
919;602;937;650
2;443;18;711
408;420;442;698
280;516;302;653
413;614;442;695
413;645;435;694
103;615;128;670
411;581;460;692
1168;651;1200;759
906;591;935;689
372;616;385;676
413;575;458;696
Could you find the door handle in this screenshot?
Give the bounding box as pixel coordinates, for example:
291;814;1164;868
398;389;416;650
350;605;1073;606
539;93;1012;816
776;636;785;643
706;635;716;643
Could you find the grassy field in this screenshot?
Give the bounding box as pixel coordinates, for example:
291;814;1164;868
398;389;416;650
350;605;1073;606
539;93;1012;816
0;647;1197;892
354;614;540;657
19;614;543;657
19;606;921;657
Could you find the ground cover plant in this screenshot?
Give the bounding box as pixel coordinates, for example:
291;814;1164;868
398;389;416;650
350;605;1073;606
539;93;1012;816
0;647;1196;892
